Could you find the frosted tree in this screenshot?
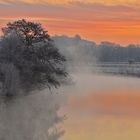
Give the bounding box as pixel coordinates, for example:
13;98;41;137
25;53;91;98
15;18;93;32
0;19;67;97
0;20;67;140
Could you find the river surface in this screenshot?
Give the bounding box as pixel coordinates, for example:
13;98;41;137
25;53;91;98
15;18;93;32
59;72;140;140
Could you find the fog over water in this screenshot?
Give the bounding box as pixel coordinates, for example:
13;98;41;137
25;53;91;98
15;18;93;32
60;72;140;140
53;35;140;140
0;89;66;140
0;35;140;140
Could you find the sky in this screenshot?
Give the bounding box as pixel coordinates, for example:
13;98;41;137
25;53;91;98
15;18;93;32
0;0;140;45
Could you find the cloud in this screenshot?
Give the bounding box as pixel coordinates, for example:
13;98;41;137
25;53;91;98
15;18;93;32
0;0;140;6
0;1;140;44
0;0;69;5
0;1;138;22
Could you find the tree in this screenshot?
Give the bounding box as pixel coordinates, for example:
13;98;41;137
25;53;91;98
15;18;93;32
2;19;50;46
0;19;67;97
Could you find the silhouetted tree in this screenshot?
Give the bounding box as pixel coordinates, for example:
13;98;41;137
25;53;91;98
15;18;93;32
2;19;50;46
0;19;67;97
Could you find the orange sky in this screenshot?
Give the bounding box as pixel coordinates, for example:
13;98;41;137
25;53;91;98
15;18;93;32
0;0;140;45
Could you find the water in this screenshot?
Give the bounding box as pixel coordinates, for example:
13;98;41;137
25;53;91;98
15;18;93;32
0;90;64;140
0;66;140;140
60;72;140;140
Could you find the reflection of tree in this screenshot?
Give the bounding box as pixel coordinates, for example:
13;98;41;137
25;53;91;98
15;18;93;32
0;92;65;140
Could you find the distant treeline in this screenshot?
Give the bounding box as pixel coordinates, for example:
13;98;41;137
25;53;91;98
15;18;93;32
97;42;140;62
53;35;140;63
1;35;139;63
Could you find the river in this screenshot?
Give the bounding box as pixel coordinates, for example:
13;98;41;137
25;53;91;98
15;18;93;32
59;72;140;140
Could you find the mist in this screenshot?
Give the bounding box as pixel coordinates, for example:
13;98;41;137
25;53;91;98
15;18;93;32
0;89;66;140
53;35;97;68
0;33;140;140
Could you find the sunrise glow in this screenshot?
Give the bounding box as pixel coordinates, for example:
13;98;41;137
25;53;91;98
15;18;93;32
0;0;140;45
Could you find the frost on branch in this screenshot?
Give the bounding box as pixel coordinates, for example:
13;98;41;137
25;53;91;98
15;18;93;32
0;19;67;97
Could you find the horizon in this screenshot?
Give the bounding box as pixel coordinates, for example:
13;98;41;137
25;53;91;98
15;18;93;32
1;31;140;47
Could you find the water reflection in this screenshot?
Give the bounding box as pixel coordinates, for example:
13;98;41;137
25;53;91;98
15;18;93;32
60;73;140;140
0;91;63;140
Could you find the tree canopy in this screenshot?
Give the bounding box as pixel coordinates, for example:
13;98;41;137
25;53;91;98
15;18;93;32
0;19;67;97
2;19;50;46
